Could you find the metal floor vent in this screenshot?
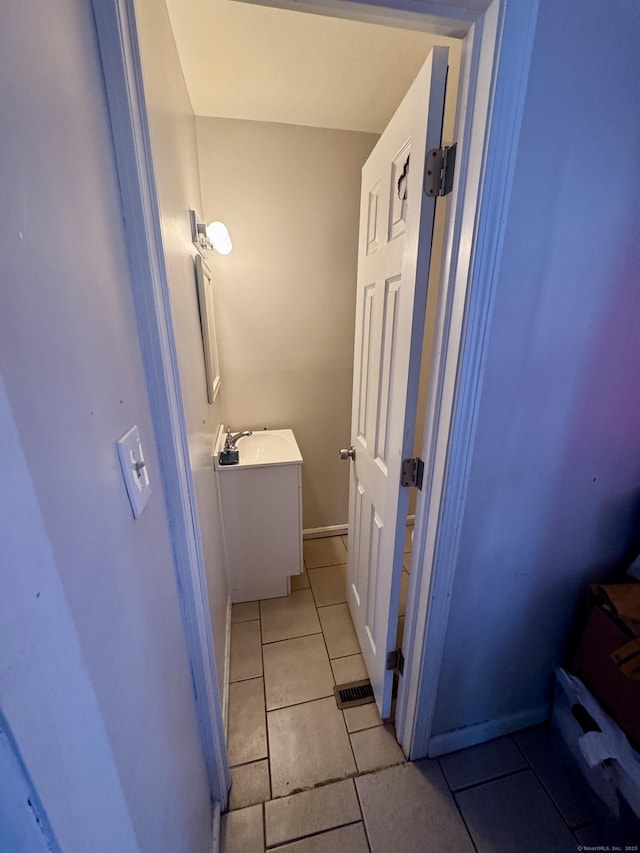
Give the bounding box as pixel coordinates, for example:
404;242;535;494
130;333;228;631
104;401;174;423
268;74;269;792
333;679;375;710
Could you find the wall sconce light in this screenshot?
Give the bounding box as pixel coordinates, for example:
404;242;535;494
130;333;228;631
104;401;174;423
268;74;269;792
206;221;232;255
190;209;232;256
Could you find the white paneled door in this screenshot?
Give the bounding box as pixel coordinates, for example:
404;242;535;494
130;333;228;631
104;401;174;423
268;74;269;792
346;47;448;719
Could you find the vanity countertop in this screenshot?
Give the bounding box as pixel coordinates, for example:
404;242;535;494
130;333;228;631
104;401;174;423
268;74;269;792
213;427;303;470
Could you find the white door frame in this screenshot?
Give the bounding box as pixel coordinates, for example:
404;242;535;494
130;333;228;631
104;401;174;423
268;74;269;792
91;0;230;809
247;0;539;758
393;0;540;759
90;0;540;815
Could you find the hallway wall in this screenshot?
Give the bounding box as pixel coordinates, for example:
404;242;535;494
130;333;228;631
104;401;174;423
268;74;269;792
432;0;640;745
134;0;229;703
196;117;378;530
0;1;211;849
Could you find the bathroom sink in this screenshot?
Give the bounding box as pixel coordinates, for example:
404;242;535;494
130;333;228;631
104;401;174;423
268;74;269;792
214;427;303;470
214;426;304;601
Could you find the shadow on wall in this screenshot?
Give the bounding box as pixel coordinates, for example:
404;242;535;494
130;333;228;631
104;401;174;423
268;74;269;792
533;230;640;671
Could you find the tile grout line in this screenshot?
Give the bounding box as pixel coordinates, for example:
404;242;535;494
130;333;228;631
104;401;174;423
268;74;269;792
228;673;264;686
343;684;361;774
228;757;270;771
511;731;532;769
312;575;364;774
447;731;592;849
345;731;360;777
437;758;480;853
259;602;274;835
450;764;530;795
314;582;376;740
307;560;349;571
310;576;360;765
264;818;365;851
451;797;479;853
267;692;336;714
228;617;262;684
260;757;415;804
352;776;373;853
261;629;323;647
511;733;583;835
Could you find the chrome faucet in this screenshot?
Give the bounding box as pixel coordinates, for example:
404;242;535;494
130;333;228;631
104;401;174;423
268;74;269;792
224;428;252;450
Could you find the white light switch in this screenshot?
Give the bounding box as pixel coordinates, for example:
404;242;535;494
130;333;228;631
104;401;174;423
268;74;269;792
116;425;151;518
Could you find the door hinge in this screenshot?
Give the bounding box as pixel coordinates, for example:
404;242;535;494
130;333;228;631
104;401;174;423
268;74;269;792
386;648;405;676
401;457;424;490
425;143;457;197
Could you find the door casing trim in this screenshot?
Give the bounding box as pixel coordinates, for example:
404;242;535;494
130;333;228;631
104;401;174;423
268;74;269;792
91;0;231;808
92;0;541;819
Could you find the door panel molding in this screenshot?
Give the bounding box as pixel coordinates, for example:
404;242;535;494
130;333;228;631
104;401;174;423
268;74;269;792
348;47;448;719
375;275;402;468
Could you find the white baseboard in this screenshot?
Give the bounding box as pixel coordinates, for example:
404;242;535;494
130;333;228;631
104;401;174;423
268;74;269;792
427;704;550;757
211;800;221;853
222;595;231;734
303;524;347;539
303;517;414;539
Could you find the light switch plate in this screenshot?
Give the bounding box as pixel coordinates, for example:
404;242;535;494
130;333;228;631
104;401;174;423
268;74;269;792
116;425;151;518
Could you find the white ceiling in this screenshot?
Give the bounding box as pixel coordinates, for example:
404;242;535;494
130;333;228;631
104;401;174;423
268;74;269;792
165;0;461;134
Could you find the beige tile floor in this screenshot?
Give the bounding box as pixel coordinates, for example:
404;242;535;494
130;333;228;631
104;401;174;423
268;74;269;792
222;533;632;852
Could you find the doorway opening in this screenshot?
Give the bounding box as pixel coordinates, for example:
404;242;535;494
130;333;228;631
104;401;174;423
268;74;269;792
97;0;541;818
170;0;461;741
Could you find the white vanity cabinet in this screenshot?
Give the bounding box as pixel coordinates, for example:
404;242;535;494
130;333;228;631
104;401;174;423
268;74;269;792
214;428;303;603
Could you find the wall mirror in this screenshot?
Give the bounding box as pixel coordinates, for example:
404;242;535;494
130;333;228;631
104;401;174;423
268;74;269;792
194;254;221;403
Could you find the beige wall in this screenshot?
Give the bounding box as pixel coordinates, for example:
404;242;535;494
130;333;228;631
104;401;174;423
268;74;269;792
197;118;377;529
1;1;212;847
134;0;229;696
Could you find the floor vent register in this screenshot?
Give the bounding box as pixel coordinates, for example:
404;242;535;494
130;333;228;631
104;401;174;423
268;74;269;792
333;679;375;710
